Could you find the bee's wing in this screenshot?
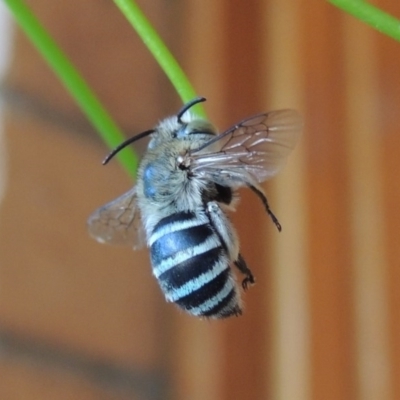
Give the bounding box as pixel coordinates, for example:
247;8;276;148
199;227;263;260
190;109;302;185
87;186;145;250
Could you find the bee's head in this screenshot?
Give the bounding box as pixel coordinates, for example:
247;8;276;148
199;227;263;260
149;97;216;147
175;115;216;139
176;96;215;136
103;97;214;164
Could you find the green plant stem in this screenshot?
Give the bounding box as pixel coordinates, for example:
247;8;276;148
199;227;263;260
328;0;400;42
4;0;138;176
113;0;206;118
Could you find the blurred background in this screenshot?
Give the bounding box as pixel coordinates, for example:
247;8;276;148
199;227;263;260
0;1;399;399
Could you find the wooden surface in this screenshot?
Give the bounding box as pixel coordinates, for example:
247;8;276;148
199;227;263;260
0;1;399;399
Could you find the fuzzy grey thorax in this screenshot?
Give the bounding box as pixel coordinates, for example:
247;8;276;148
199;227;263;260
135;115;217;238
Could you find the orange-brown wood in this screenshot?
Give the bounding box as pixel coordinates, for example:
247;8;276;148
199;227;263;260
263;1;310;399
1;1;399;399
377;3;400;400
218;2;271;400
301;2;357;400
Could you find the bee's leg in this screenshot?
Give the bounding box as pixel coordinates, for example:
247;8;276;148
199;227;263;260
247;183;282;232
205;201;255;289
234;253;255;290
205;201;238;259
205;201;239;255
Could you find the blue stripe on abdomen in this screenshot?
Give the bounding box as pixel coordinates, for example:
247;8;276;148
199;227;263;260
152;211;196;231
201;287;239;317
150;224;213;266
158;247;223;291
174;269;230;309
149;211;241;318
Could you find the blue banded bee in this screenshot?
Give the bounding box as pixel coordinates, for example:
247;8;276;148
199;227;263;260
88;97;302;318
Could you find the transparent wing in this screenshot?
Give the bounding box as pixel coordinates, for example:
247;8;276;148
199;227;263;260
190;109;302;185
87;186;145;249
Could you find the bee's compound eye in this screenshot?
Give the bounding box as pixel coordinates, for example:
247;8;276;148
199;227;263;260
176;125;189;138
177;120;216;138
148;138;156;149
143;163;158;198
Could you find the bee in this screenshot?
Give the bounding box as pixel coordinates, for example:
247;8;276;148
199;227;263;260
88;97;302;319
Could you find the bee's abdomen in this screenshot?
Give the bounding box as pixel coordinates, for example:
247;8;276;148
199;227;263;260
149;211;241;318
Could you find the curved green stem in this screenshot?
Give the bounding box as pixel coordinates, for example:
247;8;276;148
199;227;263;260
328;0;400;42
5;0;213;177
113;0;206;118
4;0;138;176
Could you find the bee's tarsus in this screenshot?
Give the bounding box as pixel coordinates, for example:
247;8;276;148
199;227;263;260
242;276;255;290
234;254;255;291
248;183;282;231
270;213;282;232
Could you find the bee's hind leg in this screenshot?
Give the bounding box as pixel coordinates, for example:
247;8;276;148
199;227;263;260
205;201;256;290
234;253;255;290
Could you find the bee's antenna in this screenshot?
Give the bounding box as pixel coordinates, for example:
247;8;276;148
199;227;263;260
177;97;207;123
102;129;155;165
